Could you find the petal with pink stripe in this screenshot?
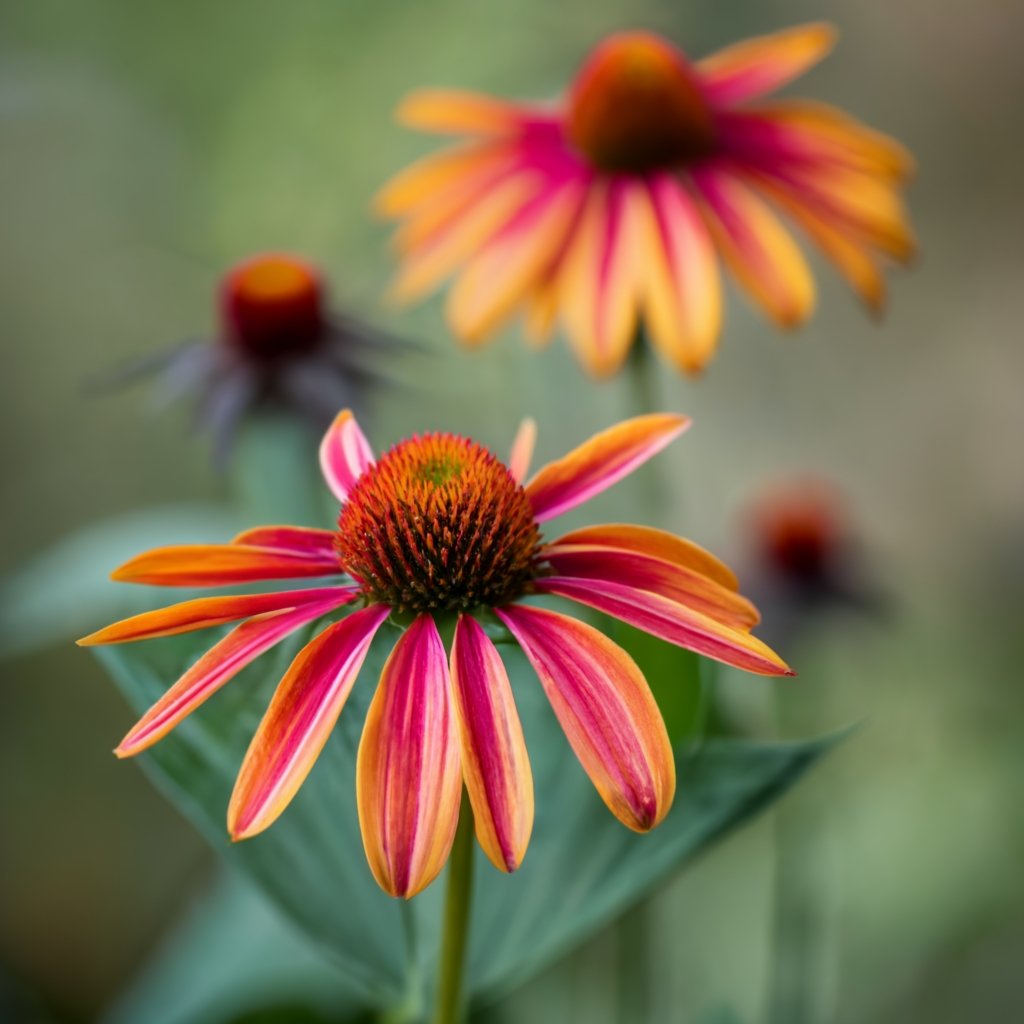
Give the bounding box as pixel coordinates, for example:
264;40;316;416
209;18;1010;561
231;526;339;561
525;413;690;523
356;615;462;899
450;614;533;872
692;167;815;329
508;418;537;484
116;591;358;757
319;410;375;505
697;23;837;106
78;586;359;646
534;576;793;677
497;604;674;832
228;605;391;840
541;544;759;631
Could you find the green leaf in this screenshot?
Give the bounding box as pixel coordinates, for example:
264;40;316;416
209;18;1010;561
91;618;841;1014
0;504;236;657
105;870;369;1024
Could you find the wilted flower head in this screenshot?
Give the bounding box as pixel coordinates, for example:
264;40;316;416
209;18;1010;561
113;253;400;463
378;24;915;376
80;411;791;898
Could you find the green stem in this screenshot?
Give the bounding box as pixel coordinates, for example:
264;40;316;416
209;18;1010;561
432;796;475;1024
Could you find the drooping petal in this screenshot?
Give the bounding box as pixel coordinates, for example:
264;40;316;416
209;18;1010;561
534;576;793;677
508;418;537;483
525;413;690;522
547;523;739;590
228;605;391;840
692;167;815;328
639;174;722;373
450;615;533;872
232;526;339;560
541;544;759;630
497;604;674;832
319;409;375;505
396;89;541;137
110;543;343;586
390;170;542;303
116;592;357;757
748;171;886;312
78;586;359;646
719;100;915;182
697;23;837;106
356;615;462;899
375;141;517;217
446;178;587;344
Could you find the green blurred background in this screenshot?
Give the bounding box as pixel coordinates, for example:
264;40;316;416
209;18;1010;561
1;0;1022;1021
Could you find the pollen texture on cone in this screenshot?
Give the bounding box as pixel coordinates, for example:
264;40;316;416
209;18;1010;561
566;32;716;172
335;434;541;613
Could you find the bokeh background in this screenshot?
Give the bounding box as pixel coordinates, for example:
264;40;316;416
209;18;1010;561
2;0;1022;1021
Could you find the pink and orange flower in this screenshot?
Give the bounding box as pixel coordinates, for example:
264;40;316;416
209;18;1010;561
79;412;791;898
377;24;915;376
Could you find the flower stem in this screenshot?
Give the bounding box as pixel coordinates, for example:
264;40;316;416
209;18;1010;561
432;796;475;1024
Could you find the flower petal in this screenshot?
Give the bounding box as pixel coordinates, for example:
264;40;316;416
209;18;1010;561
450;615;533;872
228;605;391;840
396;89;540;137
77;586;359;646
548;523;739;590
446;178;586;344
693;167;815;328
508;418;537;484
231;526;339;560
110;543;343;587
356;615;462;898
534;576;792;677
116;592;356;757
639;174;722;373
497;604;674;832
525;413;690;523
697;23;837;106
541;544;759;631
319;409;375;505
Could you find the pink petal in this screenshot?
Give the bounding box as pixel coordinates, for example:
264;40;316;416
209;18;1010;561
697;23;837;106
497;604;674;832
319;410;375;505
450;614;533;872
541;544;759;631
525;414;690;523
533;576;793;677
116;591;358;757
508;418;537;484
231;526;339;561
78;586;359;646
228;605;391;839
356;615;462;899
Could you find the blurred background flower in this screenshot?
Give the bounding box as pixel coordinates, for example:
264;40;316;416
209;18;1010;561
378;23;914;375
1;1;1022;1022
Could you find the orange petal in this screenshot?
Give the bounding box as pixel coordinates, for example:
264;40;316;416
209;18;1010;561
78;586;359;646
356;615;462;898
228;605;390;840
497;604;674;832
508;418;537;484
450;615;533;872
547;523;739;591
540;544;759;631
697;23;837;105
693;167;815;329
110;544;342;587
639;174;722;373
535;576;792;677
116;593;355;757
396;89;538;137
445;179;586;344
525;413;690;522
